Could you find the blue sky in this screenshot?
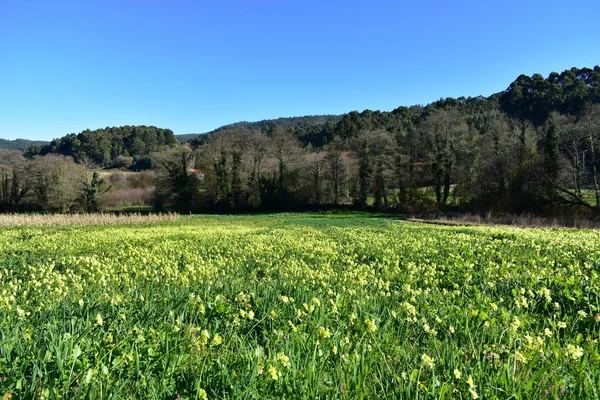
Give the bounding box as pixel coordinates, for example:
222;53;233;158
1;0;599;140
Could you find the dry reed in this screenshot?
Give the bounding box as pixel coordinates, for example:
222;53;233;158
0;212;179;227
409;212;600;229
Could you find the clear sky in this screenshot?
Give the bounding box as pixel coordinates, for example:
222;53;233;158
1;0;599;141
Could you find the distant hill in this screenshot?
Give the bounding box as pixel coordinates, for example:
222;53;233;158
175;133;203;143
186;114;343;147
0;138;49;151
178;115;343;145
206;115;343;135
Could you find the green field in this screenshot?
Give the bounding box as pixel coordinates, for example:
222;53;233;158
1;214;599;399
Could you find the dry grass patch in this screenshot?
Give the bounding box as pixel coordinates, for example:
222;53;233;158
0;212;179;227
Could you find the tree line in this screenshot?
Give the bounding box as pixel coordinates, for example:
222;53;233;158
2;66;600;216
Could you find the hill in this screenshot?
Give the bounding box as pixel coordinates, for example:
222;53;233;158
180;115;342;147
175;133;203;143
205;114;343;134
0;138;49;151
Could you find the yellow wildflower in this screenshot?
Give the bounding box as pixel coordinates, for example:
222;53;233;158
318;327;331;339
365;318;377;333
268;366;281;380
277;352;291;368
421;353;435;369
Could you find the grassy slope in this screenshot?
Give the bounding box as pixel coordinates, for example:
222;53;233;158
0;214;599;399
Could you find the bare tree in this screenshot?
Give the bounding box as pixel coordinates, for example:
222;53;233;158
0;150;32;211
30;155;86;213
421;108;469;208
325;136;349;205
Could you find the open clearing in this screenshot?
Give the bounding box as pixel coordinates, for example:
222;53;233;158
1;214;599;399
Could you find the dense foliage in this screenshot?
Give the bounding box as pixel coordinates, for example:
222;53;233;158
500;67;600;125
0;214;598;398
25;126;177;167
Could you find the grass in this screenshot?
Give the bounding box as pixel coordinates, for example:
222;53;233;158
0;213;599;399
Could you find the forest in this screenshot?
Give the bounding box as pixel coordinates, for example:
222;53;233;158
1;66;600;216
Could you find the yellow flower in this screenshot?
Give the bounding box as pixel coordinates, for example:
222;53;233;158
281;295;289;303
303;303;315;313
365;318;377;333
268;366;281;380
466;375;474;388
449;326;455;334
199;388;208;400
558;321;567;329
96;313;103;326
515;350;527;364
287;320;298;333
79;298;84;308
211;333;223;346
544;328;552;337
277;352;291;368
453;368;461;379
566;344;584;359
469;388;479;399
318;327;331;339
421;353;435;369
511;316;520;330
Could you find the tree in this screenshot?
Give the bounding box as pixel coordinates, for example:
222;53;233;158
30;155;85;213
82;172;111;212
551;113;587;199
246;132;269;208
0;150;32;212
543;124;561;198
325;136;348;205
421;108;469;208
355;137;372;209
269;126;302;203
154;146;202;212
368;131;396;210
304;151;326;205
582;104;600;207
469;112;513;209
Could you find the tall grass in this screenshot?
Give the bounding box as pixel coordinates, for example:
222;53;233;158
0;212;179;227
